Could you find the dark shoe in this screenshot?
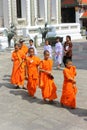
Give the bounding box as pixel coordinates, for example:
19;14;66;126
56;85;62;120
43;99;47;102
22;87;27;90
49;100;55;104
15;86;20;89
71;107;75;109
43;99;48;104
61;103;64;107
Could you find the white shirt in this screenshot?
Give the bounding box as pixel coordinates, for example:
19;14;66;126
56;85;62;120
55;42;63;64
55;42;63;55
44;45;52;58
28;45;37;55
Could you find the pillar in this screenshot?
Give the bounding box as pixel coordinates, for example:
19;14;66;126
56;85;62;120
47;0;51;24
11;0;17;25
44;0;47;23
34;0;38;25
3;0;11;27
26;0;31;26
56;0;61;24
30;0;35;26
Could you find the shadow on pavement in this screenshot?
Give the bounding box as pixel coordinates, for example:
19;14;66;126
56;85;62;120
67;107;87;121
10;89;61;107
2;75;11;82
0;74;13;88
1;75;61;108
10;89;43;104
0;82;14;89
84;118;87;121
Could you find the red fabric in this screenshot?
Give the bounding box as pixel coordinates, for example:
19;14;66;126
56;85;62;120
11;50;26;86
82;11;87;18
81;0;87;4
26;56;41;96
60;66;77;109
62;0;87;6
39;59;57;101
62;0;75;5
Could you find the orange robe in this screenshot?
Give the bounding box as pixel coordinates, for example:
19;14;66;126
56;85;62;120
39;59;57;101
26;56;40;96
21;44;28;55
11;50;26;86
60;66;77;108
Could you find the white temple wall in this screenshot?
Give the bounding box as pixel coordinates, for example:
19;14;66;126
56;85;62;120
0;0;82;42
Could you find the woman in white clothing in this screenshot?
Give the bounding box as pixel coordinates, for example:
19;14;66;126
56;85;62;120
54;37;63;69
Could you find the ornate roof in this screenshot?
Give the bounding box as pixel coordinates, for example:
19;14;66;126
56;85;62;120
61;0;78;7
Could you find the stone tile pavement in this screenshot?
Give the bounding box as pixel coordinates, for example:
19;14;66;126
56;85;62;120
0;38;87;130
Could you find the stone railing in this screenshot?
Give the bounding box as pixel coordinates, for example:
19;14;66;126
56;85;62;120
16;23;82;44
52;23;82;40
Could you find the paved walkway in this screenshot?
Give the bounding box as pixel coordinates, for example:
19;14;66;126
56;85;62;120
0;38;87;130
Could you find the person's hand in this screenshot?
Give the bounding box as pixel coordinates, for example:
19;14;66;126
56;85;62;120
64;51;67;55
47;71;51;75
11;58;14;61
73;80;76;84
25;76;28;80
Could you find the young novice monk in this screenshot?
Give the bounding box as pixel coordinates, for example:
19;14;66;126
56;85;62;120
11;43;26;89
39;50;57;103
19;39;28;55
60;59;77;109
26;48;40;97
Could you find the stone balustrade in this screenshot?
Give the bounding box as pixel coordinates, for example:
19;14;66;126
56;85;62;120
16;23;82;45
53;23;82;41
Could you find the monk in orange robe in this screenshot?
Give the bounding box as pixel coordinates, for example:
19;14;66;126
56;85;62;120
26;47;40;97
19;39;28;55
60;59;77;109
11;43;26;88
39;50;57;103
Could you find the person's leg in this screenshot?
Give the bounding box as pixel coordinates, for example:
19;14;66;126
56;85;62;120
63;56;67;66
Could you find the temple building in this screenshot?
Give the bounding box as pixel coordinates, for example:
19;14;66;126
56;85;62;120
0;0;61;27
0;0;82;41
61;0;87;28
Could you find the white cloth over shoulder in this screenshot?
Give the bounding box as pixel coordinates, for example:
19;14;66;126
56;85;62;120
44;45;52;58
54;42;63;64
28;45;37;55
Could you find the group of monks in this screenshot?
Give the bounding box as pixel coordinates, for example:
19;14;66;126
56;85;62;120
11;39;77;109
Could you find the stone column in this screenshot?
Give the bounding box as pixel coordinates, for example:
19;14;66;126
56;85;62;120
3;0;12;27
30;0;35;26
11;0;17;25
34;0;38;25
56;0;61;24
44;0;47;23
47;0;51;24
26;0;31;26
